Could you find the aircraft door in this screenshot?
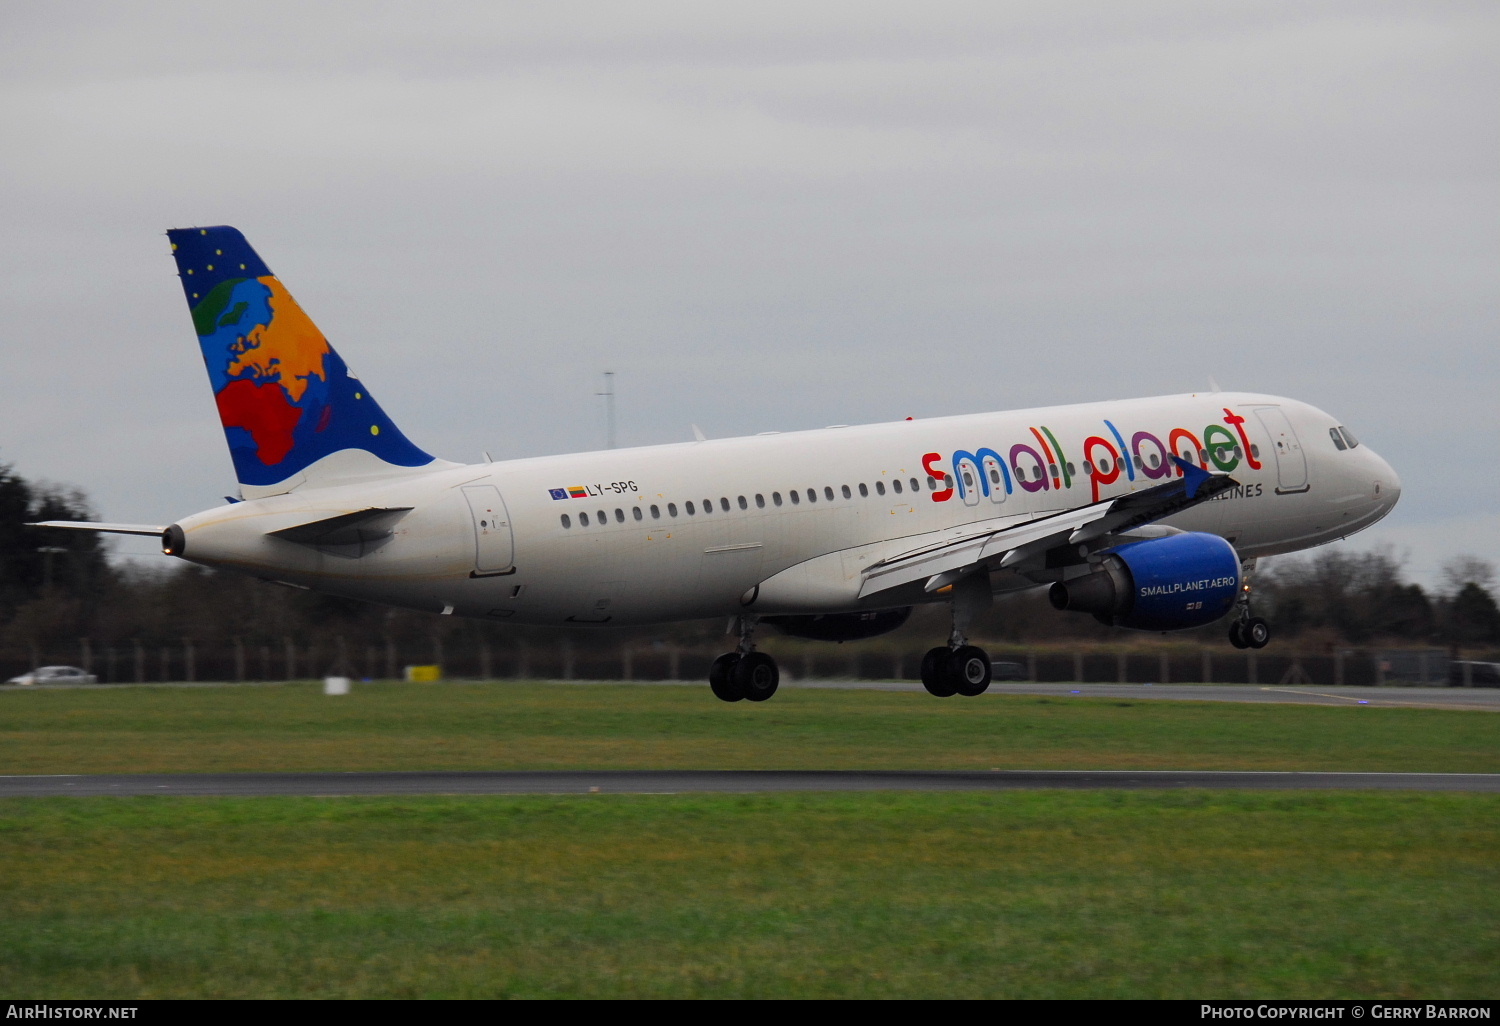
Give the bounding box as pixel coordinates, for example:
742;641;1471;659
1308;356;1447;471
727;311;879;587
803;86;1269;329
980;454;1008;504
954;455;982;507
462;485;515;575
1252;407;1309;494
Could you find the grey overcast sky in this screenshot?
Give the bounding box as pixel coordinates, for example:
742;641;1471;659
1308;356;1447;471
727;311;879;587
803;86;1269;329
1;1;1495;587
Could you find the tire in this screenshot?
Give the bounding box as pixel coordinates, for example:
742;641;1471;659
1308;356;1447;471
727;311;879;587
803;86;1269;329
1246;617;1271;649
709;653;744;702
1228;621;1249;649
920;646;957;697
734;651;780;702
948;645;992;696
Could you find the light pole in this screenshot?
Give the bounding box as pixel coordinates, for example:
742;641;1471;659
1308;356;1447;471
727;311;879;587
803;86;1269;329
597;371;616;449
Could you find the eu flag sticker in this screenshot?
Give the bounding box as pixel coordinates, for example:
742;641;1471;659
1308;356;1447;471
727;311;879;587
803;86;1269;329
548;488;567;500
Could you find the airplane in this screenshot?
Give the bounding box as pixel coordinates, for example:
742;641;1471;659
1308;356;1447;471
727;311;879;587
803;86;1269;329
35;226;1402;701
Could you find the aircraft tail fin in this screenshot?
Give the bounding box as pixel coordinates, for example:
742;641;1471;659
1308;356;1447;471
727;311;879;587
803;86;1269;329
166;226;435;497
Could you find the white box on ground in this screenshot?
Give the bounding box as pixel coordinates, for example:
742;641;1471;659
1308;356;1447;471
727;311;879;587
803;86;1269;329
324;676;351;696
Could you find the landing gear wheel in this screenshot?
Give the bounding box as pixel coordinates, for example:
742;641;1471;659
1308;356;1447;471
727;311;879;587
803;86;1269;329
948;645;992;696
1228;621;1249;649
1245;617;1270;649
734;651;780;702
709;653;744;702
920;646;956;697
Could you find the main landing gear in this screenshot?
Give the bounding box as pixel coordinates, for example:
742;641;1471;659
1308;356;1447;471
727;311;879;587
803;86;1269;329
1227;559;1270;650
709;616;780;703
920;571;993;698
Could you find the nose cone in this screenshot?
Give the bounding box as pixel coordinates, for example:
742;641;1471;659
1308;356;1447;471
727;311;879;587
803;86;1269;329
1369;449;1401;520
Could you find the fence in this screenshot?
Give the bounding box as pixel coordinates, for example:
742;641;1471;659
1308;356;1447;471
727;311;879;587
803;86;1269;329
3;638;1493;687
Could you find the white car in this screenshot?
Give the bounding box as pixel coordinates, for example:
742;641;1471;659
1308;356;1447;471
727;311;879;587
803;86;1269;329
6;665;98;686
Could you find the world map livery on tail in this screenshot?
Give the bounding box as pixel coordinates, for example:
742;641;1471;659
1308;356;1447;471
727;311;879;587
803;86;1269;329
167;226;432;489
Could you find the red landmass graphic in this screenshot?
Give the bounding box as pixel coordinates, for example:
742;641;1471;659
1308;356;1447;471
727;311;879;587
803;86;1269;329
216;379;303;465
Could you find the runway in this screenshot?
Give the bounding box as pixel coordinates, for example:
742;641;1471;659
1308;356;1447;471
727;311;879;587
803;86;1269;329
798;681;1500;711
2;769;1497;797
7;679;1498;711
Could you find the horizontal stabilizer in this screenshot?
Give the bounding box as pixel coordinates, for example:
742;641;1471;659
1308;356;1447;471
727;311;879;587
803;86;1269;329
28;521;166;536
269;507;413;558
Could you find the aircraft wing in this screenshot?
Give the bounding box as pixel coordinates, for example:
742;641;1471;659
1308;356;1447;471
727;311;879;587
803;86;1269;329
858;457;1239;598
27;521;166;536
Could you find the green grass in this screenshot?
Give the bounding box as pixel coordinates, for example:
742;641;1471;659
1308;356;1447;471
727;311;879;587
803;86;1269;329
2;681;1497;774
1;791;1495;998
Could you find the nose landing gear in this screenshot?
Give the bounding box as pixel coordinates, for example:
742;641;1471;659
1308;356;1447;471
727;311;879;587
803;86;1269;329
709;616;780;702
1227;559;1270;649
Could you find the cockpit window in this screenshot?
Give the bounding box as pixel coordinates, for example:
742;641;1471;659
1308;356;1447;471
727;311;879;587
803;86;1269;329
1339;426;1359;449
1329;427;1347;451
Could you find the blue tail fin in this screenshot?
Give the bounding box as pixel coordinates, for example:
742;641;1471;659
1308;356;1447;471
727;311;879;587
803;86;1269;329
167;226;434;494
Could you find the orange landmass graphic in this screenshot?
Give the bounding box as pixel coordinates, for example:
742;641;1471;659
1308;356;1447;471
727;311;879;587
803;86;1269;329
226;277;330;403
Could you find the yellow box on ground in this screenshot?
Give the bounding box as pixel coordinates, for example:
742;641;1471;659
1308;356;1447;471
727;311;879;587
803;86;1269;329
404;665;441;683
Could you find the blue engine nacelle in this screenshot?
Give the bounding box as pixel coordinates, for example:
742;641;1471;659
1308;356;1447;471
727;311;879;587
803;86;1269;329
1048;532;1242;631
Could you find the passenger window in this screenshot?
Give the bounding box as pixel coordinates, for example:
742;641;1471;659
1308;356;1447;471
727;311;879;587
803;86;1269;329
580;512;590;526
1098;458;1110;473
685;501;695;515
702;499;712;514
1048;463;1059;477
841;484;851;499
790;490;800;505
859;483;869;497
1134;455;1144;470
756;494;766;508
597;510;607;524
824;486;834;501
561;514;571;529
876;481;886;496
668;503;678;517
738;495;747;509
807;488;817;503
1082;461;1093;475
927;477;938;490
773;492;782;506
1065;463;1075;477
614;508;625;523
1250;445;1260;459
910;477;919;491
962;471;974;487
1329;427;1347;451
989;469;999;485
721;497;731;512
1197;449;1208;464
650;505;661;519
633;507;643;521
892;479;903;494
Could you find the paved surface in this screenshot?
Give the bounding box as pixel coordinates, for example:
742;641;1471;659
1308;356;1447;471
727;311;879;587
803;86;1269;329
6;679;1497;711
2;769;1497;797
794;681;1500;711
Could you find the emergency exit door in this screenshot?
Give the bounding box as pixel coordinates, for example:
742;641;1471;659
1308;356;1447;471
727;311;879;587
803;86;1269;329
462;485;515;576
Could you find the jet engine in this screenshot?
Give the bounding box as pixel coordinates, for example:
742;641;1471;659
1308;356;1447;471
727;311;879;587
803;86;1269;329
763;607;912;642
1048;533;1241;631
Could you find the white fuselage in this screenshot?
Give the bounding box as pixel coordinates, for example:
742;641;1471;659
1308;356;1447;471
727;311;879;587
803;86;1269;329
171;392;1400;627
